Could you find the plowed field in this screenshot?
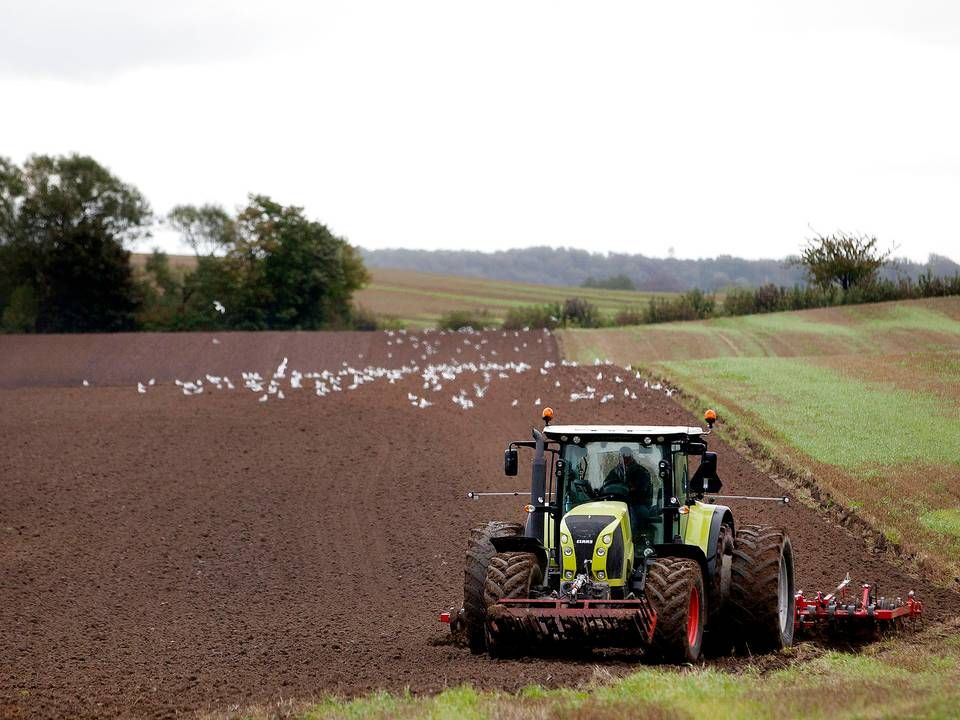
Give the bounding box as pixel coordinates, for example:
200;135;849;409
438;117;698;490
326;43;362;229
2;329;958;719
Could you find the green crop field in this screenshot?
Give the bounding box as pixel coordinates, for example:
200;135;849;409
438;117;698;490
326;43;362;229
559;297;960;580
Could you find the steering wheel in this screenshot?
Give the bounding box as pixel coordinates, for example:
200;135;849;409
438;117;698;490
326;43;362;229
593;482;631;502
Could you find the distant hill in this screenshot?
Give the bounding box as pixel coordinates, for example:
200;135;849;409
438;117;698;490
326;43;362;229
360;247;960;292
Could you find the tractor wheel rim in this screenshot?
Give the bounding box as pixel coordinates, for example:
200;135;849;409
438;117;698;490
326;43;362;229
778;558;788;633
687;586;700;648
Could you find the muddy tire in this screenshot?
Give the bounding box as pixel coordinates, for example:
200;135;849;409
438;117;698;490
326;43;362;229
704;523;735;656
483;551;543;607
482;551;543;658
645;557;705;663
729;525;795;653
463;521;523;654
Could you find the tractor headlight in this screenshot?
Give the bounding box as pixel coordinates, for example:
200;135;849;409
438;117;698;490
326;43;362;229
596;546;605;556
597;571;605;579
602;534;612;544
563;546;573;556
565;570;573;579
560;534;568;545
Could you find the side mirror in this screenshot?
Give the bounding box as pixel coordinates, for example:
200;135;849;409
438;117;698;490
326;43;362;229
690;451;722;494
504;448;518;476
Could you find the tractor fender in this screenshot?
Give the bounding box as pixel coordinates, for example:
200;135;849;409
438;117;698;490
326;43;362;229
491;535;549;575
706;506;734;580
653;543;709;585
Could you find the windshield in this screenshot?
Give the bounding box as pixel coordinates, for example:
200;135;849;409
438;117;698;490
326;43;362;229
561;440;664;511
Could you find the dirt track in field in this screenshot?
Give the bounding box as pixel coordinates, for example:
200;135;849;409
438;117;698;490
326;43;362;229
2;330;958;719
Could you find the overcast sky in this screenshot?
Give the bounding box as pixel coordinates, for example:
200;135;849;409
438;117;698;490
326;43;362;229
2;1;958;261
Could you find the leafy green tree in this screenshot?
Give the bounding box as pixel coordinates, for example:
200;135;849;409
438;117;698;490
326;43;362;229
166;204;236;257
0;154;150;332
164;195;370;330
793;233;890;291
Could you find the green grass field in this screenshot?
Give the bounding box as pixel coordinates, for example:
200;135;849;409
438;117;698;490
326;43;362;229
560;297;960;579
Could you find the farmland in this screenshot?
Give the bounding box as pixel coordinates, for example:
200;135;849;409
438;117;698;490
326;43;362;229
352;268;672;327
560;297;960;581
2;297;959;719
130;255;672;328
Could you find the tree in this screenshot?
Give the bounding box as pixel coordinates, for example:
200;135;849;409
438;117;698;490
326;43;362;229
165;195;370;329
166;204;236;257
0;154;150;332
793;233;890;291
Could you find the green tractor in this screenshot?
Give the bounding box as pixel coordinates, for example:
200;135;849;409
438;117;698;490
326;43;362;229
454;408;795;661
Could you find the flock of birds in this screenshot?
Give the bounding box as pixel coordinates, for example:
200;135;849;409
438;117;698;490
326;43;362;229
81;325;677;411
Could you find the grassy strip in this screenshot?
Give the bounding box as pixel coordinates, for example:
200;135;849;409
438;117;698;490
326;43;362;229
656;356;960;468
296;623;960;720
646;354;960;579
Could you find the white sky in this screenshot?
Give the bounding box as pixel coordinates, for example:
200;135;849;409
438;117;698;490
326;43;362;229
2;1;959;262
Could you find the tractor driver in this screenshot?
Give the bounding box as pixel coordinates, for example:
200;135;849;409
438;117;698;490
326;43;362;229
603;446;655;537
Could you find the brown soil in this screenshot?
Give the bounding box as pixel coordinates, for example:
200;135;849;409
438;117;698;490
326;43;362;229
2;330;958;719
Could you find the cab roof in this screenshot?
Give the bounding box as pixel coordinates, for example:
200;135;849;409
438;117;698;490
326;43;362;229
543;425;703;440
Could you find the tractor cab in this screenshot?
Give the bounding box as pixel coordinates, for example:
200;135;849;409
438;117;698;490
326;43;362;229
543;425;714;589
500;411;726;601
552;427;697;540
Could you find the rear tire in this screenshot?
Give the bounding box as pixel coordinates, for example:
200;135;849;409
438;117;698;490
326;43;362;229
482;551;543;658
704;523;735;656
729;525;795;653
463;521;523;654
645;557;705;663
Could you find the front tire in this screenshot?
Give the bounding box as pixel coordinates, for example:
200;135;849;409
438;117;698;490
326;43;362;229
463;521;523;653
729;525;795;653
482;551;543;658
645;557;706;663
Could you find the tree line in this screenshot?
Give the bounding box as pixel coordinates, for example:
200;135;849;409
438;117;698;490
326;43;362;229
0;154;369;333
440;234;960;330
3;154;958;335
363;246;959;292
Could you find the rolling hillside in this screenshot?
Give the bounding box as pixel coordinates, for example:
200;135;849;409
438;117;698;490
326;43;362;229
131;255;674;328
353;268;672;326
559;296;960;581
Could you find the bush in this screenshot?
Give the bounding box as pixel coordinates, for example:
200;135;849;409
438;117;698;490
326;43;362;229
562;297;602;328
613;306;645;326
349;304;381;331
1;284;38;332
437;309;494;330
643;289;715;324
502;303;561;330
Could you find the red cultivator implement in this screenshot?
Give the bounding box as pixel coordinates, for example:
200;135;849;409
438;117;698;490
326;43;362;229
795;574;923;638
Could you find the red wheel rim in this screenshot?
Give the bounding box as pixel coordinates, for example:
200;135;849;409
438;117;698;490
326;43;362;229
687;586;700;648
